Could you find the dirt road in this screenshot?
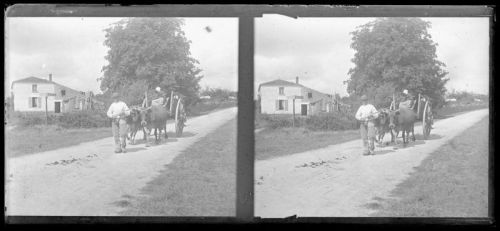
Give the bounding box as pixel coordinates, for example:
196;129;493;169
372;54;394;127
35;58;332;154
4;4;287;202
255;109;489;218
5;107;237;216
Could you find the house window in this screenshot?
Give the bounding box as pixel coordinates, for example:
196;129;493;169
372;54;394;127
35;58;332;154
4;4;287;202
30;97;41;108
279;87;284;95
32;84;38;93
276;100;288;111
61;90;66;96
308;92;313;98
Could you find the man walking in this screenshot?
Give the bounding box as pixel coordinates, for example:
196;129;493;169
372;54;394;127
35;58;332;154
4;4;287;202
107;92;131;153
355;95;379;155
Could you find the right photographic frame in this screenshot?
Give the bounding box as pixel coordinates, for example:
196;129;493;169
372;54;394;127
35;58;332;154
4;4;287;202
253;7;492;219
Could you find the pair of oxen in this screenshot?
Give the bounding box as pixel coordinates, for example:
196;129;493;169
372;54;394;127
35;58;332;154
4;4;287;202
125;103;170;147
374;107;418;146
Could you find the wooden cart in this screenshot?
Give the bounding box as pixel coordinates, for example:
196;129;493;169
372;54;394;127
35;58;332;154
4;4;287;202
168;91;186;137
415;93;433;140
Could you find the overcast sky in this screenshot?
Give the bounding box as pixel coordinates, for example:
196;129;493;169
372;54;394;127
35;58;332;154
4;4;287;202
5;17;238;96
5;16;489;98
255;15;490;97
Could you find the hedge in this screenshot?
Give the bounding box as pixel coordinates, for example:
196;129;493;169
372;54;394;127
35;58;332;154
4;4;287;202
257;112;358;131
10;110;111;128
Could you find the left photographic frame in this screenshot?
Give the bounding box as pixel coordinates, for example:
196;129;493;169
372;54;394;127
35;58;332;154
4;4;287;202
5;12;239;218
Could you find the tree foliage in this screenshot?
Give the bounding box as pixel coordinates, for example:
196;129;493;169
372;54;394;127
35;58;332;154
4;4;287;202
345;18;449;108
99;18;202;107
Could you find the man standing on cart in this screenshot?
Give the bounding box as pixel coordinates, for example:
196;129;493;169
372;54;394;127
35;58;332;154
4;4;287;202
355;95;379;156
154;86;187;129
399;89;415;110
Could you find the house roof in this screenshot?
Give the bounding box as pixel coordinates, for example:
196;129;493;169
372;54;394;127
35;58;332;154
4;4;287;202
258;79;330;97
12;76;53;85
259;79;302;88
11;76;81;93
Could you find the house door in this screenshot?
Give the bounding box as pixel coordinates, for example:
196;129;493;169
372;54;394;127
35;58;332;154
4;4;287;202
301;104;308;116
55;102;61;113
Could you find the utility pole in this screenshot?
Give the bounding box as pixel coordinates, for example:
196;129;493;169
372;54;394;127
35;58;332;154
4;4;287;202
170;91;174;113
289;95;303;127
142;91;148;108
292;98;296;127
45;95;48;125
417;93;421;118
392;93;396;110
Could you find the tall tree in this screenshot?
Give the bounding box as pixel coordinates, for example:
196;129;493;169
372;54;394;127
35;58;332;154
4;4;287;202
99;18;202;106
345;18;449;108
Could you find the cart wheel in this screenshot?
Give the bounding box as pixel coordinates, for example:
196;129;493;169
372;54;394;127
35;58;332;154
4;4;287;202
422;101;431;140
175;98;184;137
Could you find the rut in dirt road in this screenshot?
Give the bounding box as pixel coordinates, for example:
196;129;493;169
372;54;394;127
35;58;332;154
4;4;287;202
6;107;237;216
255;109;488;218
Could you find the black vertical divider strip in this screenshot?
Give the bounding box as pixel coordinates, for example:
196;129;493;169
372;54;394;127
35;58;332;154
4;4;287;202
236;16;255;221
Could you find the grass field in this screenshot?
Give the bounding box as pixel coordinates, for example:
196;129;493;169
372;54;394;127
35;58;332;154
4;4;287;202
369;116;489;217
120;118;236;216
256;127;360;161
5;125;112;158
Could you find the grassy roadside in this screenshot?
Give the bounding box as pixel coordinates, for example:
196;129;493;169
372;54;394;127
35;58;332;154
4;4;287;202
369;116;489;217
120;118;236;216
5;125;112;158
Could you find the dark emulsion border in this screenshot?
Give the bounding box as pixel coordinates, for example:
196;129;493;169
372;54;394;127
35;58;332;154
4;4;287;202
4;4;496;225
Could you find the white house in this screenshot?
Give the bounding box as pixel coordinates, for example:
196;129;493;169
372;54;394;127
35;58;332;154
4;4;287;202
258;77;337;116
11;74;99;113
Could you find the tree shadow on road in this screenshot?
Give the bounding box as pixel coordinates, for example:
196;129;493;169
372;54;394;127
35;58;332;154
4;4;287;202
389;134;444;150
163;131;197;138
374;149;396;155
124;147;148;153
414;134;443;141
130;135;185;147
177;132;197;138
144;138;179;146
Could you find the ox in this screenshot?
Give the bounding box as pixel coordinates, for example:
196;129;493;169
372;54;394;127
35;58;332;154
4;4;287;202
139;104;170;146
374;108;396;144
388;108;417;146
126;108;148;145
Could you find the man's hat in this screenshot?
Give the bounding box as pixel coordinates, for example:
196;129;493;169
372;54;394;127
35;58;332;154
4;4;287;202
360;95;368;101
111;92;120;99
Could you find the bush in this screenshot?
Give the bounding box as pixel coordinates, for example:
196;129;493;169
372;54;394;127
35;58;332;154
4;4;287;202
256;112;358;131
10;110;111;128
305;112;358;131
57;111;110;128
